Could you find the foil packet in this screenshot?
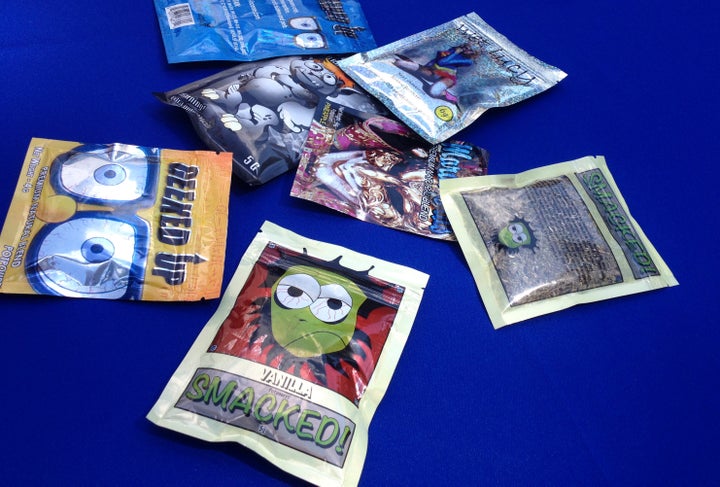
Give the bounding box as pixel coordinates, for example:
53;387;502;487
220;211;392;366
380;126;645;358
156;56;385;185
440;156;678;328
337;12;567;144
291;99;489;239
0;138;232;301
154;0;376;63
147;221;429;486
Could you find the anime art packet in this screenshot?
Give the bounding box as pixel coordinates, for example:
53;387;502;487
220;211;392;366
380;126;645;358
147;221;428;486
0;138;232;301
153;0;376;63
337;12;567;144
156;56;385;185
440;156;678;328
291;99;489;239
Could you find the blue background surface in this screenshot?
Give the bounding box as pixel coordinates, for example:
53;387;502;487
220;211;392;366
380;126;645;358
1;1;718;485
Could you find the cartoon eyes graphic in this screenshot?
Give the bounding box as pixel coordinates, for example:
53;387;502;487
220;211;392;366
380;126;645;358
275;273;353;323
52;143;159;206
26;212;149;299
275;273;319;309
93;163;126;186
303;62;337;85
294;32;327;49
507;223;529;244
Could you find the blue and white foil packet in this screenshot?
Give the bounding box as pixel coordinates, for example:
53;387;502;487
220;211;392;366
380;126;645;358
154;0;376;63
337;12;567;144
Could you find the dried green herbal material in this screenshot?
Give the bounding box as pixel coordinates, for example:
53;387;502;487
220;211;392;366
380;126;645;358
440;156;678;328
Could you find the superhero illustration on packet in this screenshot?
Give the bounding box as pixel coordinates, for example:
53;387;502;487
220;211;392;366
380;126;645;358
291;100;489;239
337;12;567;144
439;156;678;328
209;242;403;404
156;56;385;185
0;138;232;301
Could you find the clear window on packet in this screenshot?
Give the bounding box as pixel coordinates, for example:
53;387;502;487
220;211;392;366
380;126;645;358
440;156;678;328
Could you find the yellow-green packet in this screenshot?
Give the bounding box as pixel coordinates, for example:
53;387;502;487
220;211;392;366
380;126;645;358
147;221;429;486
440;155;678;328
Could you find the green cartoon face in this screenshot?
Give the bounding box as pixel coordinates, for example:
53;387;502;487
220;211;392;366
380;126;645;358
271;265;366;358
498;220;534;249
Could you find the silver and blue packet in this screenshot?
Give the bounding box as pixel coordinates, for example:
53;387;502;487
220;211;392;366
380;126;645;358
0;138;233;302
337;12;567;144
153;0;376;63
155;56;385;185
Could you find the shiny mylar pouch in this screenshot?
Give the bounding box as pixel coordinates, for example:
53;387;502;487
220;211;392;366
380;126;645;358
337;12;567;144
25;211;149;299
0;138;233;301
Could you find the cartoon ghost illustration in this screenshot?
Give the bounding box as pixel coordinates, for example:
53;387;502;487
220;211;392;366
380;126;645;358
202;58;341;136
